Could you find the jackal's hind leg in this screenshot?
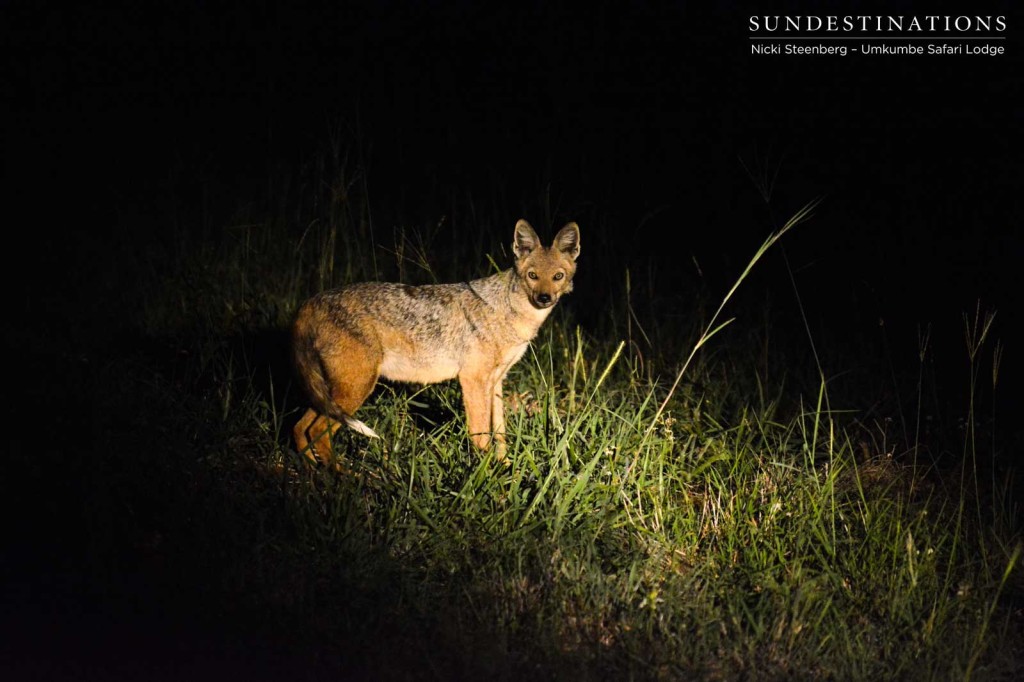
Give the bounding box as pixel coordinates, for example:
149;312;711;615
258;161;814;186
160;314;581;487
294;408;342;465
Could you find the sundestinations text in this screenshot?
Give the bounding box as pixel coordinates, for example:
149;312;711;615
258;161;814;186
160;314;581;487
749;15;1006;33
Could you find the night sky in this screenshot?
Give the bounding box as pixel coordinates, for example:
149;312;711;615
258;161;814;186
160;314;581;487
5;3;1022;431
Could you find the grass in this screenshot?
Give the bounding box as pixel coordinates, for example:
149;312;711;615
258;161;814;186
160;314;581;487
14;147;1021;680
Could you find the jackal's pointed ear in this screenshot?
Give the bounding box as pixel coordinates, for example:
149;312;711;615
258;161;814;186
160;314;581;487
513;219;540;260
554;222;581;261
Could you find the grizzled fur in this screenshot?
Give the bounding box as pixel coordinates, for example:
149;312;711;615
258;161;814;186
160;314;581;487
292;219;580;464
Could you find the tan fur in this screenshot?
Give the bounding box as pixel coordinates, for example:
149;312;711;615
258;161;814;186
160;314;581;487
292;219;580;464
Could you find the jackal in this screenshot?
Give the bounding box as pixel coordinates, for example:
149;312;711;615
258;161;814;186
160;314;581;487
292;219;580;463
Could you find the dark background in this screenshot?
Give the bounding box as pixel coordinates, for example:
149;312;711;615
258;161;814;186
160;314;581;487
6;0;1021;434
3;0;1022;677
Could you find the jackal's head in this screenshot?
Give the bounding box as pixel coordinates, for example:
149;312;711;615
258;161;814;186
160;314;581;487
512;219;581;309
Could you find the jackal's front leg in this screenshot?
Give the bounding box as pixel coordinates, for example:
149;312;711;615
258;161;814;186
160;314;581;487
491;376;508;460
459;373;493;450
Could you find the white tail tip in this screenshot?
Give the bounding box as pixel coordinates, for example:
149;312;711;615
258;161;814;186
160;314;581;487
343;415;380;439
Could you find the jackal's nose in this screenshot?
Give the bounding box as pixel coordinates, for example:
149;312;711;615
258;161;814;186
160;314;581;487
536;293;552;305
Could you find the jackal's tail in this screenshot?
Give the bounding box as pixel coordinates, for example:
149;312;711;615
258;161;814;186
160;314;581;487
293;326;380;440
340;414;380;439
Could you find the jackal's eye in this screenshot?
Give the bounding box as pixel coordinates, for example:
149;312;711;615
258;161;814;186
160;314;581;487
528;271;538;280
553;272;565;281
